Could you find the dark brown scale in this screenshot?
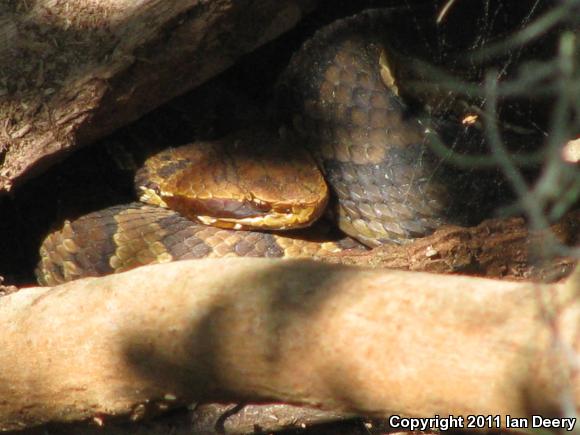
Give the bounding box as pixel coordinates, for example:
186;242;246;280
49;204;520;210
36;204;359;285
36;204;287;286
278;9;456;246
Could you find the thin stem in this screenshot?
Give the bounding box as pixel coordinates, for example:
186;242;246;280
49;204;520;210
471;1;579;61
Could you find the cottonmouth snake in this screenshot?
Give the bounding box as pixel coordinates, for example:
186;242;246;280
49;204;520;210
36;10;481;286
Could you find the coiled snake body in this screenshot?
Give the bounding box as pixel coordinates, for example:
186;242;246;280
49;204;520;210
37;10;464;286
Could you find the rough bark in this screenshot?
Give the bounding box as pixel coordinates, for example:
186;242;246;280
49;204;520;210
324;211;579;282
1;258;578;431
0;0;315;192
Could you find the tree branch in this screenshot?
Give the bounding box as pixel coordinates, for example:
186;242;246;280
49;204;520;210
1;258;578;431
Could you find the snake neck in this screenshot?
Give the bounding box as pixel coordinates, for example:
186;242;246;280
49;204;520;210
277;9;460;246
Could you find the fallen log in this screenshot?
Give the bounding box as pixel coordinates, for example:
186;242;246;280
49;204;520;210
1;258;578;431
0;0;315;192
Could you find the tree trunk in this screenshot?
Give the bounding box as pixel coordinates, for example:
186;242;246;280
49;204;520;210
0;0;315;192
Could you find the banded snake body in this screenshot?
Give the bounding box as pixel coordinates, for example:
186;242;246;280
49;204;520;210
37;9;489;286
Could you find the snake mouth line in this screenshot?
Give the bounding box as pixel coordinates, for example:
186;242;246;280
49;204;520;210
200;211;319;231
139;185;327;230
184;197;328;231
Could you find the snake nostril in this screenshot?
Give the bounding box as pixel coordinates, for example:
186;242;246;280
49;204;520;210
153;184;161;195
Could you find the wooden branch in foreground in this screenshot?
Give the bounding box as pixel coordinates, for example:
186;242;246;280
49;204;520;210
1;258;579;431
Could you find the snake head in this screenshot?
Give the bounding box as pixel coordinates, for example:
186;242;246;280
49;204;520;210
135;127;329;231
